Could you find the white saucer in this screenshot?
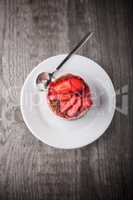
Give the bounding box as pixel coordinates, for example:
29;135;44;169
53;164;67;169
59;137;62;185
20;55;116;149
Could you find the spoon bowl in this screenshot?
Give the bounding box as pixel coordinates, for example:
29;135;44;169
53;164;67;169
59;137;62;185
36;72;54;91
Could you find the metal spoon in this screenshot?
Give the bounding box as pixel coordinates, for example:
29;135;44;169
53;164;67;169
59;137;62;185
36;32;94;91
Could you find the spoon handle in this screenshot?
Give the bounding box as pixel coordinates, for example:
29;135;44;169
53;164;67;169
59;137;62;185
45;32;94;87
54;32;94;74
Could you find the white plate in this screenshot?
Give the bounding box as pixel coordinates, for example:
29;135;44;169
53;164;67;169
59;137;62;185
20;55;116;149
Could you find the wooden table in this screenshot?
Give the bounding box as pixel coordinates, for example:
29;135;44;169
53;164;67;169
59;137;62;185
0;0;132;199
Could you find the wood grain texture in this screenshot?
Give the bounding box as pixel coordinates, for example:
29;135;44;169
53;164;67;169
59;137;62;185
0;0;132;200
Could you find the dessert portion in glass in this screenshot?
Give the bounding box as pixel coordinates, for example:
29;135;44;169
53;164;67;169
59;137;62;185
47;74;93;120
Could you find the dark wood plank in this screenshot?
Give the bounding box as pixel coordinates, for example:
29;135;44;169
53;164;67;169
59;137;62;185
0;0;132;200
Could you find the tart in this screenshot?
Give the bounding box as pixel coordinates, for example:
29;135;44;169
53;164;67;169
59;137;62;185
47;74;93;120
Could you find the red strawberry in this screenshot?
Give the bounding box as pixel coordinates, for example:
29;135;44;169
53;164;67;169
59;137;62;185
70;76;84;92
60;95;76;113
53;79;71;94
82;97;93;109
67;97;81;117
58;93;71;101
82;86;91;98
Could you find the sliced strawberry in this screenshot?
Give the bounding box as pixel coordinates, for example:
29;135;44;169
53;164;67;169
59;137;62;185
60;95;76;113
58;93;71;101
82;86;91;98
70;76;84;91
82;97;93;109
53;79;71;94
67;97;81;117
